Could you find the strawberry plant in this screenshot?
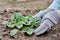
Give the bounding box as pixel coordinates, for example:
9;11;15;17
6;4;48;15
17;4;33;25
3;12;40;36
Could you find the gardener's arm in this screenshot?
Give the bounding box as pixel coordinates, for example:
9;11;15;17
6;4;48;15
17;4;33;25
34;10;60;35
33;0;60;20
48;0;60;10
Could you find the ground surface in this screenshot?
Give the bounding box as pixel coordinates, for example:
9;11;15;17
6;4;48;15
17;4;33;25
0;0;52;10
0;0;60;40
0;9;60;40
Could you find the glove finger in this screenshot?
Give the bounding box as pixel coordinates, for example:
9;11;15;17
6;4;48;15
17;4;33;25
34;19;53;35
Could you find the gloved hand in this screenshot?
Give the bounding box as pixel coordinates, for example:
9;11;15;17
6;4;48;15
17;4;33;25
33;8;54;20
34;11;60;35
34;0;60;35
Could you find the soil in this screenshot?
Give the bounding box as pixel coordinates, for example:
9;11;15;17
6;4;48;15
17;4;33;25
0;0;52;10
0;9;60;40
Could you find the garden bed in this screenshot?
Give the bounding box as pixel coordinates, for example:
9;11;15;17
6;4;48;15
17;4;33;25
0;9;60;40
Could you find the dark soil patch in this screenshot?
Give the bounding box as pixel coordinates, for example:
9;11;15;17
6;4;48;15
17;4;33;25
0;9;60;40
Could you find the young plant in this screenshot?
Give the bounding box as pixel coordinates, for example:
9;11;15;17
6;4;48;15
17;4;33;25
3;12;40;36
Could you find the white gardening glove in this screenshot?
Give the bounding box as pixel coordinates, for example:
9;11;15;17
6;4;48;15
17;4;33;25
34;11;60;35
33;9;54;20
34;0;60;35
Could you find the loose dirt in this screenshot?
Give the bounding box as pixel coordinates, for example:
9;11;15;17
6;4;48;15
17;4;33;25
0;0;52;10
0;9;60;40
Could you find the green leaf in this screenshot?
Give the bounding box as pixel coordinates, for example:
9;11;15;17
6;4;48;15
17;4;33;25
11;21;17;24
11;12;21;20
22;27;28;32
2;21;8;25
11;14;15;20
26;28;34;34
26;21;32;25
10;29;18;36
22;27;34;34
16;21;26;29
18;21;26;25
22;29;26;33
11;12;24;23
16;24;23;29
7;22;16;28
25;15;32;20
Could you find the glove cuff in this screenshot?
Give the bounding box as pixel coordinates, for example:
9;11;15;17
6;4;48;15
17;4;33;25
48;0;60;10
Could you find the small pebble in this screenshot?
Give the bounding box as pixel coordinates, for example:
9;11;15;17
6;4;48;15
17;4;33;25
0;15;2;18
13;35;19;39
58;33;60;37
2;29;6;32
0;36;3;40
52;34;58;37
